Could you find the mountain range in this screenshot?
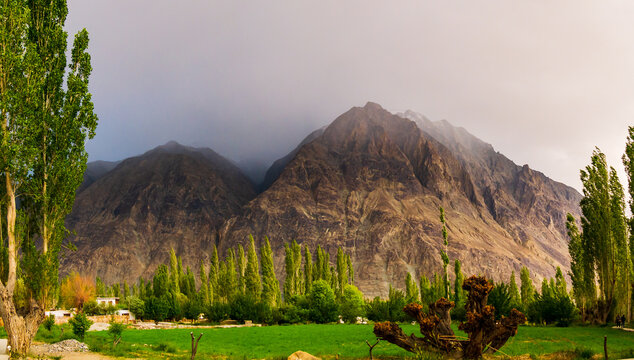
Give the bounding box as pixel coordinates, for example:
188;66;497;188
63;102;581;297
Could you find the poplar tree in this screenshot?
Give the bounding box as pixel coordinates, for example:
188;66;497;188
622;126;634;320
509;271;521;309
336;247;347;297
260;237;280;306
439;207;450;298
519;266;535;310
225;249;238;300
304;247;313;293
419;275;432;307
292;240;303;294
169;249;180;294
0;1;97;354
577;149;629;322
346;253;354;284
245;235;261;300
284;243;294;300
453;260;465;305
314;246;324;281
208;245;219;295
237;244;246;294
405;273;419;304
199;260;209;305
566;213;593;318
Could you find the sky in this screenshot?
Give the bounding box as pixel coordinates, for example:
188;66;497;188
64;1;634;191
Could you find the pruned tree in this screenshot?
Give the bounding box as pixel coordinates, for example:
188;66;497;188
374;275;525;359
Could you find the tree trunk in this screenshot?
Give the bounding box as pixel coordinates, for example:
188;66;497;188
0;287;44;358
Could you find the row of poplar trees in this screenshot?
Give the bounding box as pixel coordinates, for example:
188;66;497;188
113;236;355;310
566;127;634;323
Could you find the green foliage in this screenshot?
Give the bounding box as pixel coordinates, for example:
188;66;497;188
153;264;170;298
260;237;280;307
43;314;56;332
69;312;93;340
405;273;419;304
577;148;629;321
488;282;511;319
245;235;261;300
108;317;126;347
336;247;347;297
127;296;145;319
509;271;521;309
439;207;450;298
144;296;170;323
520;266;536;310
528;278;578;326
308;280;338;323
340;285;365;323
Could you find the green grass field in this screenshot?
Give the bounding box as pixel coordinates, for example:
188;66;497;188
41;323;632;359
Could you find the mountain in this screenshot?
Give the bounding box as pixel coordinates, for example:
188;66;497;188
62;141;256;283
218;103;581;297
79;160;120;192
64;103;581;297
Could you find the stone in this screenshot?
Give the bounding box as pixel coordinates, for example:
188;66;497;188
288;351;322;360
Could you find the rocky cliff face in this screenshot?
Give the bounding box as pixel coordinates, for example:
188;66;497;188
219;103;581;296
63;142;256;283
65;103;581;297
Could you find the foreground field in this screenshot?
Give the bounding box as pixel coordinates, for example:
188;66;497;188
65;323;634;359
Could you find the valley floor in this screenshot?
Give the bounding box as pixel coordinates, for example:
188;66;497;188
36;323;633;359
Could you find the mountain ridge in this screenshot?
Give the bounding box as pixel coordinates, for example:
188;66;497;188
67;103;581;297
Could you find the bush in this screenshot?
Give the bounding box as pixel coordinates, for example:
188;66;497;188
43;314;56;331
204;302;232;323
488;282;511;319
340;285;365;323
527;292;577;326
83;300;99;315
108;317;126;347
183;299;202;321
68;312;93;340
145;296;171;323
127;296;145;319
308;280;338;323
277;303;310;324
366;297;389;322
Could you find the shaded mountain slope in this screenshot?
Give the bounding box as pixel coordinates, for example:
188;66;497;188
62;142;256;283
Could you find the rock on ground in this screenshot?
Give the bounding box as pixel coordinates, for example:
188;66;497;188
288;351;321;360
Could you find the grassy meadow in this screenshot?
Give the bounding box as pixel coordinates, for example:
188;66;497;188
29;323;634;359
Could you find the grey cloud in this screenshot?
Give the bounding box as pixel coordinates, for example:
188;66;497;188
65;1;634;190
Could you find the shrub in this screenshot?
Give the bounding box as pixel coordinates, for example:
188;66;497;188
365;297;389;322
308;280;338;323
108;317;126;347
144;296;170;323
83;300;99;316
43;314;56;331
204;302;232;323
68;312;93;340
127;296;145;319
340;285;365;323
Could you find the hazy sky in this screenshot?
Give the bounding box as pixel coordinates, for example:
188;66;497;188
65;1;634;190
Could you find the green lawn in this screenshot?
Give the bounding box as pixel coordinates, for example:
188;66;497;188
33;323;634;359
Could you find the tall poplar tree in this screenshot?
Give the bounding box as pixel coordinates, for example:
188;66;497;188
260;237;280;306
622;126;634;320
169;249;180;294
237;244;246;295
0;0;97;354
336;247;347;297
208;245;219;296
519;266;535;310
199;260;209;305
576;149;629;322
453;260;465;305
405;273;419;304
439;207;450;298
244;235;261;300
346;253;354;285
304;247;313;293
